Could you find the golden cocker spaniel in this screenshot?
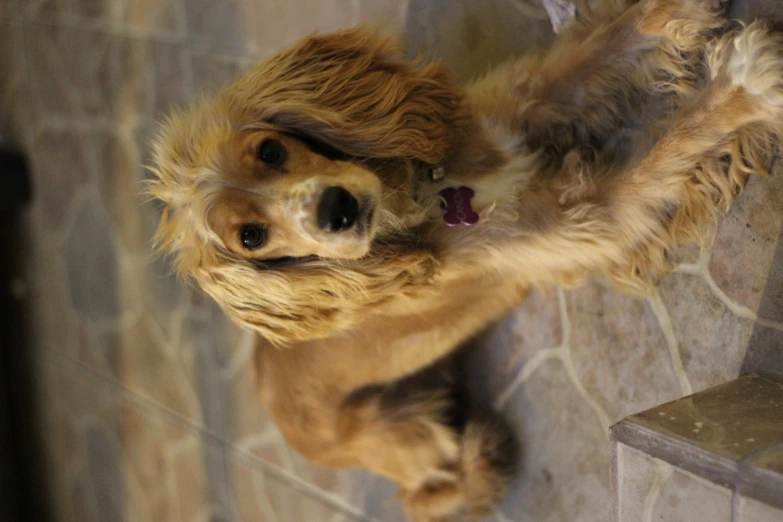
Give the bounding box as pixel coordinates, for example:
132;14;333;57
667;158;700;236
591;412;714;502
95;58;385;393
147;0;783;519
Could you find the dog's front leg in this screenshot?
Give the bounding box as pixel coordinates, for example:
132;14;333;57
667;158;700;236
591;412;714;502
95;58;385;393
590;21;783;285
511;0;726;157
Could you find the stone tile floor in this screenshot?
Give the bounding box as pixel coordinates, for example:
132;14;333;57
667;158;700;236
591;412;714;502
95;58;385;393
1;0;782;520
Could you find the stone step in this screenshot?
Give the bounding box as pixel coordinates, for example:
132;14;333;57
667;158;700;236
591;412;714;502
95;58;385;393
611;374;783;522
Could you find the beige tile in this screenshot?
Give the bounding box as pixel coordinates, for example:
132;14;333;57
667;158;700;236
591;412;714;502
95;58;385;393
357;0;409;30
26;237;81;357
24;0;184;37
23;23;112;119
615;444;671;522
191;51;248;95
115;403;184;522
351;471;407;522
0;0;15;22
121;0;185;38
568;282;681;422
709;158;783;323
0;18;34;143
738;496;783;522
500;359;610;522
64;191;121;323
659;272;755;393
651;467;732;522
229;454;358;522
465;286;562;402
39;353;222;522
184;0;258;56
250;0;357;54
111;314;203;423
215;323;303;471
76;318;122;376
27;125;94;229
23;23;189;121
89;123;164;262
39;358;124;522
22;0;68;20
405;0;554;84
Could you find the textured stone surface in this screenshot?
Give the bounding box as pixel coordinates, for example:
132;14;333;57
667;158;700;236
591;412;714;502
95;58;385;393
65;192;120;322
6;0;783;521
191;52;248;94
24;0;185;36
615;375;783;516
29;126;94;228
466;287;562;403
406;0;554;83
229;453;360;522
615;444;668;522
739;496;783;522
567;283;681;422
652;467;732;522
660;272;757;393
631;375;783;463
709;170;783;323
500;359;611;522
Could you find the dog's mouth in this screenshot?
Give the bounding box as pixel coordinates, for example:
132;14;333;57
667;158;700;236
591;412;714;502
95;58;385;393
256;255;319;268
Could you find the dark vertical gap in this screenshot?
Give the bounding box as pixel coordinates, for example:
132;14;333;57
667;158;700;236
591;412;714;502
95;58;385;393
0;144;54;522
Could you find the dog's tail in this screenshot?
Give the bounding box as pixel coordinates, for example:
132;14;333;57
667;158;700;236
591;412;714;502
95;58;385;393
403;407;520;522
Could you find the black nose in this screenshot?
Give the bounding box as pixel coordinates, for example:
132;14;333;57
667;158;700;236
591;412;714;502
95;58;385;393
317;186;360;233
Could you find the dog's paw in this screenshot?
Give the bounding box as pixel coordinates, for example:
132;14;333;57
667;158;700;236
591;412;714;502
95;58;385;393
639;0;725;42
712;21;783;115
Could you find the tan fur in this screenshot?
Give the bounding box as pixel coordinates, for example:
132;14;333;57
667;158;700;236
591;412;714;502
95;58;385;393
147;1;783;519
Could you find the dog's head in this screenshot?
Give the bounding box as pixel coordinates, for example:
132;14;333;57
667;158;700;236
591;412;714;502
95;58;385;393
147;28;467;344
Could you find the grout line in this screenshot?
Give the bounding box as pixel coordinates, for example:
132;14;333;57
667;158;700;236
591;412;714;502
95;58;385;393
646;294;693;396
41;347;368;519
250;469;282;522
674;262;702;274
677;264;783;332
555;287;613;434
493;346;562;410
731;489;740;522
558;348;613;434
46;183;93;248
557;287;572;344
642;459;672;522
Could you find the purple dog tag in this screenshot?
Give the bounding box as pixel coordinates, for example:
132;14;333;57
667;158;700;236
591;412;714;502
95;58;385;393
440;186;479;226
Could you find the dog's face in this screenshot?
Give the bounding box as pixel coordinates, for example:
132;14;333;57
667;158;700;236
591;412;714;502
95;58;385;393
212;130;382;261
148;28;467;343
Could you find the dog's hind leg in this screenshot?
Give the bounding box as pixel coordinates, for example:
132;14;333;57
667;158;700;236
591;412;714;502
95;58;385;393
335;365;518;522
400;407;519;522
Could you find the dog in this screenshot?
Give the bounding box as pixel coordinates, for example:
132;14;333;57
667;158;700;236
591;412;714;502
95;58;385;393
146;0;783;519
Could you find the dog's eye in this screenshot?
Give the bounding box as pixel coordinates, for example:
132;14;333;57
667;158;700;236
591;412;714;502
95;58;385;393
239;224;267;250
257;139;286;167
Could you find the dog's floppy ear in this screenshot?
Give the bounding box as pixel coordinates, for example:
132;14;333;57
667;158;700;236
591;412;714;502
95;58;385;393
219;28;468;165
